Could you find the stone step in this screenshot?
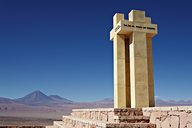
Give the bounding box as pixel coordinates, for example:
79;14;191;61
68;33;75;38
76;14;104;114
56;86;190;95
114;116;150;123
71;108;143;122
62;116;107;128
106;123;156;128
53;121;70;128
114;108;143;116
46;126;57;128
71;108;114;122
62;116;156;128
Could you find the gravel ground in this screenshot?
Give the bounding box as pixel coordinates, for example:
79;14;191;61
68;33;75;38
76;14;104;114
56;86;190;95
0;116;59;126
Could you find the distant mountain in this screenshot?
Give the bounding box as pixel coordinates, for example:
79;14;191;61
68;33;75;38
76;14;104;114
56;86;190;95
95;98;114;104
155;98;192;106
96;98;192;107
1;90;192;107
15;90;53;106
49;95;73;104
14;90;73;106
85;97;192;107
0;97;15;104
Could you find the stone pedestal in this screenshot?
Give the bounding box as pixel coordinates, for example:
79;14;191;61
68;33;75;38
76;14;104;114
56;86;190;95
46;108;156;128
46;9;159;128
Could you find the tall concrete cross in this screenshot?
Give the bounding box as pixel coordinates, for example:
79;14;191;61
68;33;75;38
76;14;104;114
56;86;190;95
110;10;158;108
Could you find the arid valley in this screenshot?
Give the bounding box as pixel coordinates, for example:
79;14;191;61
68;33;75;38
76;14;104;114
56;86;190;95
1;91;192;126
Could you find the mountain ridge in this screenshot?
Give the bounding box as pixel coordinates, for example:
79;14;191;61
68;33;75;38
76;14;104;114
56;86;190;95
13;90;74;106
1;90;192;107
49;95;73;103
15;90;54;106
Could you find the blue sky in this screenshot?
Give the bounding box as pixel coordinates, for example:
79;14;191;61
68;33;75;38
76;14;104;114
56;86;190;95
0;0;192;101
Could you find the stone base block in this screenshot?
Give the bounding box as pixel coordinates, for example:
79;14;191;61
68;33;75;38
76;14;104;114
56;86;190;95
71;108;143;122
47;108;156;128
114;116;149;123
46;126;56;128
62;116;155;128
53;121;69;128
106;123;155;128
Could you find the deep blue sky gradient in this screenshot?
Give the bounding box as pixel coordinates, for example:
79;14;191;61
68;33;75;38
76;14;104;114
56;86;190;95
0;0;192;101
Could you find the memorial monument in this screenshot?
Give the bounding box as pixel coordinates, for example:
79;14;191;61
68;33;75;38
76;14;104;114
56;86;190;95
110;10;157;108
47;10;192;128
46;10;158;128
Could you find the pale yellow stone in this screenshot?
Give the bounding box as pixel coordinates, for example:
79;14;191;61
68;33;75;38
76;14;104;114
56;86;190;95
145;17;151;24
125;38;131;107
129;10;145;23
113;35;126;108
130;32;149;108
110;10;158;108
113;13;124;27
147;37;155;107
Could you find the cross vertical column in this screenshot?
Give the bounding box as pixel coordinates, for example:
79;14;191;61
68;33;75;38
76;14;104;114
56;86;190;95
147;37;155;107
113;14;127;108
125;38;131;107
130;31;149;108
129;10;149;108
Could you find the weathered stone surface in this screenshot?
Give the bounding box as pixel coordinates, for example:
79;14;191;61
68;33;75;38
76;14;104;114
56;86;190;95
108;111;114;122
142;106;192;128
62;115;155;128
150;112;163;123
49;106;192;128
47;108;156;128
170;116;179;128
187;113;192;123
71;108;114;122
155;119;161;128
114;116;149;123
106;123;156;128
180;112;188;128
187;123;192;128
45;126;55;128
161;117;171;128
114;108;143;116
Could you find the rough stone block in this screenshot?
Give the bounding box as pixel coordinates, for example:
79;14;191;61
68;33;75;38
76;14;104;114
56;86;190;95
170;116;179;128
161;117;171;128
180;112;188;128
129;10;146;22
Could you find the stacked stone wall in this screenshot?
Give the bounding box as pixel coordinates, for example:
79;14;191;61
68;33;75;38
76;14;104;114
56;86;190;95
71;109;114;122
143;106;192;128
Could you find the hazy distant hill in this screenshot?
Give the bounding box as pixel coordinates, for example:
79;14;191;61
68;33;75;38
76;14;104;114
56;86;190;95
14;90;73;106
0;97;16;104
15;91;53;105
97;98;192;106
1;90;192;107
95;98;114;104
0;91;113;120
95;98;192;107
1;90;192;122
49;95;73;104
0;90;111;107
155;98;192;106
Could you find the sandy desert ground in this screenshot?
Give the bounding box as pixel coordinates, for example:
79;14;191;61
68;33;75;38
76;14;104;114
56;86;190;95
0;101;113;126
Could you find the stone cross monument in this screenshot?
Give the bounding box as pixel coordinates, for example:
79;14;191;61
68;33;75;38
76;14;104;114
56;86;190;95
110;10;158;108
